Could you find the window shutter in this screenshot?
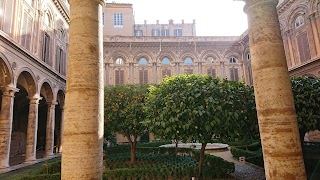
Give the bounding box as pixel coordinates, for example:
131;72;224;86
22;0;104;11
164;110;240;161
139;70;143;83
115;70;120;84
120;70;124;84
234;68;239;81
143;70;148;84
230;68;235;81
297;32;311;63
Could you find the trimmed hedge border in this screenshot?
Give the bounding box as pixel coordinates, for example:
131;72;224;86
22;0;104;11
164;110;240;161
20;173;61;180
230;142;264;168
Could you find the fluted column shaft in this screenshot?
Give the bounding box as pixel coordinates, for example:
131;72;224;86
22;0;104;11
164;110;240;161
244;0;307;179
62;0;104;179
25;96;41;162
0;86;18;169
45;102;56;157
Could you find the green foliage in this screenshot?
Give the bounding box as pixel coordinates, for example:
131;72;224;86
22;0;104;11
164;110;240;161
20;173;61;180
104;84;149;139
230;141;264;168
40;161;61;174
104;148;234;179
291;77;320;139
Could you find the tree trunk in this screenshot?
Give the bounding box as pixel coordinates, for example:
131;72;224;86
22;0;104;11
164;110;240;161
175;139;178;157
197;143;207;179
244;0;306;179
128;135;137;164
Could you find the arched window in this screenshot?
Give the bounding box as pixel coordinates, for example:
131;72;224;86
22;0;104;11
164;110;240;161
206;56;215;64
44;13;51;27
247;53;250;61
229;56;237;63
184;57;193;64
115;58;124;65
295;15;304;28
139;57;148;65
162;57;170;65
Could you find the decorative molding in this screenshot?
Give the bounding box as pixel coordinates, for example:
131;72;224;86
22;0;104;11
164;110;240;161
52;0;70;24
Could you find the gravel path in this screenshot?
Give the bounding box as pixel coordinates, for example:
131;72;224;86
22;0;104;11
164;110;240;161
210;150;266;180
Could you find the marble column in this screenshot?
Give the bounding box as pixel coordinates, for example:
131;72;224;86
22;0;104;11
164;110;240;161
45;102;56;157
58;106;64;153
62;0;104;179
310;13;320;56
244;0;307;179
0;86;19;169
25;96;41;162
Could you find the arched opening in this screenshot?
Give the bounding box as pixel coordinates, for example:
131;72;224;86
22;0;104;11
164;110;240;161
54;90;65;153
37;82;54;158
10;71;36;166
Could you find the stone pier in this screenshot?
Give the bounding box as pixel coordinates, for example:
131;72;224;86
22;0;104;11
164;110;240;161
244;0;307;179
61;0;105;179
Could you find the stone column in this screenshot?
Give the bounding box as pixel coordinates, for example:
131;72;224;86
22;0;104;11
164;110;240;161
25;96;41;162
45;102;56;157
310;13;320;56
0;86;19;169
62;0;104;179
244;0;307;179
58;106;64;153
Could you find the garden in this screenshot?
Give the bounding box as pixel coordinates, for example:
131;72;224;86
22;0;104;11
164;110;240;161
4;75;320;179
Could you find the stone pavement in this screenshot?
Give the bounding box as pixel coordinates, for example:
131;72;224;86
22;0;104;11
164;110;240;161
210;150;266;180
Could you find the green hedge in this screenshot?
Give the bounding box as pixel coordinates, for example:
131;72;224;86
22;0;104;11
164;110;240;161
40;161;61;174
137;140;172;147
230;146;264;168
20;173;60;180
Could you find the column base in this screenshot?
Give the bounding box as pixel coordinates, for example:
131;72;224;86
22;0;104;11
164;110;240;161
0;164;10;170
24;157;37;163
44;153;54;158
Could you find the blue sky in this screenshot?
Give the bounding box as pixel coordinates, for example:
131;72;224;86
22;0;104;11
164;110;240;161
110;0;248;36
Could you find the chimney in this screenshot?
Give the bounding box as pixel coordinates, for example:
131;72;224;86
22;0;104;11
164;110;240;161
144;20;147;25
169;19;174;24
156;20;159;24
181;19;184;24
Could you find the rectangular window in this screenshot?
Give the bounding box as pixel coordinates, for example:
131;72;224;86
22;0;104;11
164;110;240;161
57;47;64;73
139;69;148;84
21;12;33;50
162;69;171;77
152;29;160;36
174;29;182;37
43;33;50;63
229;68;239;81
185;69;193;75
115;69;124;84
207;68;216;78
297;32;311;63
162;29;169;37
134;30;143;36
113;13;123;26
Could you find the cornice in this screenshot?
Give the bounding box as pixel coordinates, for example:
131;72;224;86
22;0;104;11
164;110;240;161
52;0;70;24
277;0;295;15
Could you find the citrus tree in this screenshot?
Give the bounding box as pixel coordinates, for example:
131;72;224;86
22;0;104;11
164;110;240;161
291;77;320;141
145;75;254;177
104;84;149;163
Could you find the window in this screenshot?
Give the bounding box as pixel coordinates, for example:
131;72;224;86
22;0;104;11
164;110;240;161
102;12;104;26
115;58;124;65
134;30;143;36
295;15;304;28
139;69;148;84
139;58;148;65
21;12;33;50
247;52;253;85
297;32;311;63
57;48;64;73
114;13;123;26
44;13;50;27
115;69;124;84
174;29;182;36
185;69;193;74
43;33;50;63
229;68;239;81
162;57;170;65
184;57;193;64
207;68;216;78
229;57;237;63
58;30;64;41
152;29;160;36
162;69;171;77
162;29;169;37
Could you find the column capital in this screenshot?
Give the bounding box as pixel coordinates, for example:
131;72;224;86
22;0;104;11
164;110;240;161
1;86;19;97
28;95;42;104
244;0;279;14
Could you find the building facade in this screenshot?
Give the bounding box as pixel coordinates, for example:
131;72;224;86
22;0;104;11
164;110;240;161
0;0;68;169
